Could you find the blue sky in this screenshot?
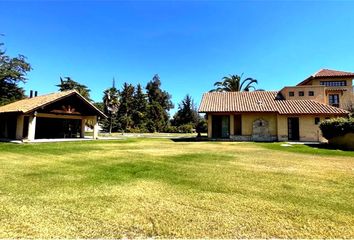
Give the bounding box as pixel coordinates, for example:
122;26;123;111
1;0;354;114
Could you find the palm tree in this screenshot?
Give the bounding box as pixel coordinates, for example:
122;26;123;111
210;74;258;92
103;79;119;134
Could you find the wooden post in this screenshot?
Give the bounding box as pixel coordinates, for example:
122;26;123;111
80;118;86;138
28;114;37;141
16;115;24;140
93;116;99;139
208;114;212;138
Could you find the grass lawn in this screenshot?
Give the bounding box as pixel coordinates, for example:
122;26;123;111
0;138;353;238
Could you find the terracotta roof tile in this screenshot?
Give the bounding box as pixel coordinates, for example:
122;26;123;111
312;69;354;78
297;69;354;86
0;90;106;118
198;91;349;115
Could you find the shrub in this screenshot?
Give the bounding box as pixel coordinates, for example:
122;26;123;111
165;125;178;133
196;119;208;133
319;117;354;139
178;124;194;133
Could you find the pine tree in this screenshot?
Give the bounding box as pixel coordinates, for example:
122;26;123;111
132;84;148;130
172;94;199;127
146;74;173;132
57;77;91;101
117;82;135;131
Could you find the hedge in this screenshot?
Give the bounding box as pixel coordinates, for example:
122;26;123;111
319;117;354;140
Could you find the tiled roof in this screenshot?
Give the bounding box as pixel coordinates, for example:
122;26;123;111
0;90;106;117
198;91;349;115
298;69;354;86
312;69;354;78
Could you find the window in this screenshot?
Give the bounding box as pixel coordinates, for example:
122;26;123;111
320;81;347;87
329;94;340;107
299;91;304;96
315;117;320;125
289;91;294;97
309;91;314;96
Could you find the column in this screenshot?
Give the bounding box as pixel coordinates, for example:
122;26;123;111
93;116;99;139
207;114;212;138
28;114;37;141
80;118;86;138
15;115;24;140
230;114;234;136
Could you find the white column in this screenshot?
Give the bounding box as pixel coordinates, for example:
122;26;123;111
207;114;212;138
93;116;99;139
16;115;24;140
80;118;86;138
28;115;37;141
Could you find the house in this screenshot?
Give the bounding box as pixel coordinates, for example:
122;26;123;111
0;90;106;141
199;69;352;142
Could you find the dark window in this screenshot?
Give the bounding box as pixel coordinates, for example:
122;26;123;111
289;91;294;97
315;117;320;125
320;81;347;87
299;91;304;96
309;91;314;96
329;94;340;107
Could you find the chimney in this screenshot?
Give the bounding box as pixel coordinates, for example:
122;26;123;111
34;91;38;97
30;90;33;98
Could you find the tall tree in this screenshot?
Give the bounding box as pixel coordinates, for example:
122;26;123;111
117;82;135;131
132;84;148;130
210;74;258;92
0;41;31;106
172;94;199;127
102;79;119;133
146;74;173;132
57;77;91;100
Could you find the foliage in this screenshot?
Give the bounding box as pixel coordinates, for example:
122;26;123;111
0;41;31;105
117;82;135;132
196;118;208;133
102;81;119;133
146;74;173;132
319;117;354;139
132;84;148;129
57;77;91;101
165;125;179;133
210;74;258;92
172;94;199;128
177;123;194;133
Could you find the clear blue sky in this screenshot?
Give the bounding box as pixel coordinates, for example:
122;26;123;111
1;0;354;114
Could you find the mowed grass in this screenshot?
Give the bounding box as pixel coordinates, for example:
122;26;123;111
0;138;353;238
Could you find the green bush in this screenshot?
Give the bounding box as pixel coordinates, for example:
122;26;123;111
178;124;194;133
319;117;354;139
165;126;178;133
196;119;208;133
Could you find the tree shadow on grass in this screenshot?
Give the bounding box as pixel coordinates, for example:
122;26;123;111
171;136;209;142
305;143;354;152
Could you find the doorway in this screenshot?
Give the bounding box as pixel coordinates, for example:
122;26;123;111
212;115;230;138
288;117;300;141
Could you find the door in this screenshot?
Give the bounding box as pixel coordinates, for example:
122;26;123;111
234;115;242;135
212;115;230;138
288;117;299;141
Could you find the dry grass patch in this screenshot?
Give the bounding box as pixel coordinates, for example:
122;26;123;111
0;138;353;238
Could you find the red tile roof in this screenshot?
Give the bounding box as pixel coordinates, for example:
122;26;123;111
312;69;354;78
297;69;354;86
198;91;349;115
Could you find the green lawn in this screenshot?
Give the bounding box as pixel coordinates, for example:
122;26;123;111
0;138;353;238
